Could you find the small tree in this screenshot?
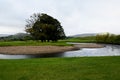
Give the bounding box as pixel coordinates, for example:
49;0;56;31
25;13;66;42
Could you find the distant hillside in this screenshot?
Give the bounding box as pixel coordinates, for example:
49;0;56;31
0;33;31;41
70;33;97;37
11;33;30;38
0;34;10;37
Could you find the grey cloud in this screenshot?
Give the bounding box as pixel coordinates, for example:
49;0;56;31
0;0;120;35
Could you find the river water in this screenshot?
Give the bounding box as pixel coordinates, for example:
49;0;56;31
0;44;120;59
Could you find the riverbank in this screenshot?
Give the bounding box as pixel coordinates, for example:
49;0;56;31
0;43;104;55
73;43;105;48
0;56;120;80
0;46;79;55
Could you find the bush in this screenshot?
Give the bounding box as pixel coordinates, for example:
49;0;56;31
96;33;120;44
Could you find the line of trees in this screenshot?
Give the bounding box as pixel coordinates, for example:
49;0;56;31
96;33;120;44
25;13;66;42
0;33;32;41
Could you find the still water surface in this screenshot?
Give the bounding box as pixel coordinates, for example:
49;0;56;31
0;44;120;59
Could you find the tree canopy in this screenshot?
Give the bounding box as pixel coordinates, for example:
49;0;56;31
25;13;66;42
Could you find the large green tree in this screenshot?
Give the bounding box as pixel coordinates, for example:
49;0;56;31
25;13;66;42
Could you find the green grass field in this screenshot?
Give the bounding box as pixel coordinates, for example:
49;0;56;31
64;36;96;43
0;41;72;46
0;56;120;80
0;36;97;47
0;37;120;80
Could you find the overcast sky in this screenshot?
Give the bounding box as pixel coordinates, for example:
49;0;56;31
0;0;120;35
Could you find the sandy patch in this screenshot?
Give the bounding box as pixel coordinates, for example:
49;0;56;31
0;43;104;55
74;43;104;48
0;46;78;55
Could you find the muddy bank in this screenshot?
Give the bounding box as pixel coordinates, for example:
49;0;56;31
0;46;79;55
0;43;104;55
74;43;104;48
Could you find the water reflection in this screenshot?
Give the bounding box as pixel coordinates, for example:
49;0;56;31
0;44;120;59
0;53;64;59
63;44;120;57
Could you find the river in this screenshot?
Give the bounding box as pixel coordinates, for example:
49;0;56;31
0;44;120;59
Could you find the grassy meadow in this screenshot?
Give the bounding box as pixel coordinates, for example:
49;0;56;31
0;56;120;80
0;36;97;46
0;40;72;46
64;36;96;43
0;36;120;80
